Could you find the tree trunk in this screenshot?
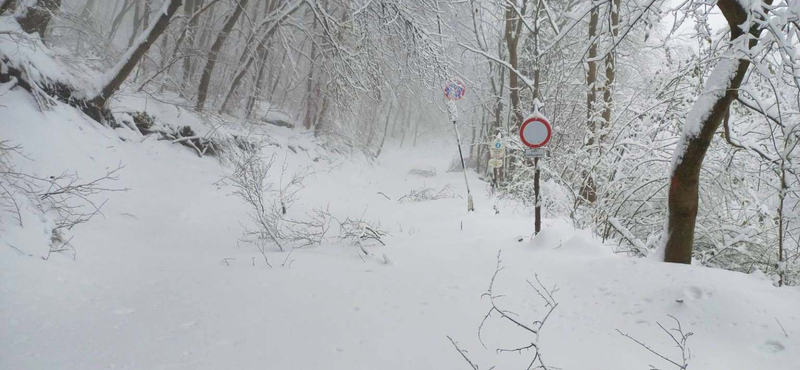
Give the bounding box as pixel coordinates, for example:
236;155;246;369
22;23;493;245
142;0;152;29
108;0;136;43
87;0;183;119
582;5;599;203
218;0;302;114
313;91;329;136
398;104;412;148
196;0;249;111
181;0;204;88
79;0;96;19
127;0;143;47
663;0;769;264
1;0;15;15
245;46;269;119
303;16;319;130
375;102;394;158
600;0;620;137
504;4;523;130
17;0;62;41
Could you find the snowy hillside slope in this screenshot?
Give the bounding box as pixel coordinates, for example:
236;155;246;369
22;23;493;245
1;91;799;370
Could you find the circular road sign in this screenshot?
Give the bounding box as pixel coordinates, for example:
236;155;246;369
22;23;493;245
443;78;466;101
520;116;552;148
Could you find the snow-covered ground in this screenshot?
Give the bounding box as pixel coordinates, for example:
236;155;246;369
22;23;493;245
2;90;799;370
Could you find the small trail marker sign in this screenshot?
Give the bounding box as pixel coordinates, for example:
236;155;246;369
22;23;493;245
524;148;548;158
490;139;505;159
443;78;466;101
520;116;552;148
488;158;504;168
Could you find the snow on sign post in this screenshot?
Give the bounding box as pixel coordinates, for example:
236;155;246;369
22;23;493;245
520;102;551;235
442;78;473;212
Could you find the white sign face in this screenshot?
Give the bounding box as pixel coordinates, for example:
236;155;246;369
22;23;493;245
524;148;548;158
520;116;552;148
488;158;504;168
489;139;505;158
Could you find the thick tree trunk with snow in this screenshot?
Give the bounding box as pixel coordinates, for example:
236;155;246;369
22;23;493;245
85;0;182;120
663;0;767;264
581;5;599;204
0;0;14;15
196;0;249;111
16;0;61;40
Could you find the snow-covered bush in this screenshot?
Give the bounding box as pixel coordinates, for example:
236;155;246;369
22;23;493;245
0;140;124;259
397;185;457;203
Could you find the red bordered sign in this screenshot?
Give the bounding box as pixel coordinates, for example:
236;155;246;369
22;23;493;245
443;79;466;101
520;116;552;148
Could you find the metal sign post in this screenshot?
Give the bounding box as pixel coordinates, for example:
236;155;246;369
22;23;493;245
444;79;474;212
520;100;551;234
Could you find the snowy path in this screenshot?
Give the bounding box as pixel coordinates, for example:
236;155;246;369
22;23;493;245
2;99;800;370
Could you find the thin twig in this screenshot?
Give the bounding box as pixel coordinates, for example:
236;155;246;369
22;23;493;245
447;335;479;370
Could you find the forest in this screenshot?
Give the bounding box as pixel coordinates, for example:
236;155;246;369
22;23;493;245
1;1;799;369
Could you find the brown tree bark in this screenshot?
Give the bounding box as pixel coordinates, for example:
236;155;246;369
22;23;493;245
503;3;524;130
0;0;14;15
16;0;61;41
581;5;599;203
195;0;249;111
663;0;770;264
601;0;620;135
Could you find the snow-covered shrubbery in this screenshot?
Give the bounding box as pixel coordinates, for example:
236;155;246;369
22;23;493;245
0;140;123;259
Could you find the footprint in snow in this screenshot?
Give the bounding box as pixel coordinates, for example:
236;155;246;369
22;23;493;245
759;340;785;354
676;286;704;303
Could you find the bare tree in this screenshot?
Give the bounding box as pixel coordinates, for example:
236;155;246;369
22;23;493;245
84;0;183;121
663;0;773;264
195;0;249;111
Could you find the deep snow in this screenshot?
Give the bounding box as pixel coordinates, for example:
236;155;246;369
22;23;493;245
1;89;799;370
